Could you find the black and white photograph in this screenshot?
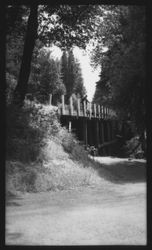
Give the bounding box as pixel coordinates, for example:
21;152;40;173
4;1;147;246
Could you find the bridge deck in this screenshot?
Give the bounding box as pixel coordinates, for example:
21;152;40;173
58;108;110;119
57;95;116;120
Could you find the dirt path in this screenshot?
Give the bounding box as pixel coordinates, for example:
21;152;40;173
6;157;146;245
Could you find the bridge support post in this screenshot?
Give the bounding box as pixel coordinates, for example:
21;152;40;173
108;121;112;141
68;121;72;133
101;121;105;155
95;119;99;151
83;101;87;117
77;98;80;117
49;94;52;105
69;96;73;116
107;121;111;155
83;118;88;147
111;120;114;140
61;95;65;115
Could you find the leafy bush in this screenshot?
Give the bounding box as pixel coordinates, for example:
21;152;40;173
6;161;39;193
56;127;92;166
6;101;103;194
124;136;145;159
6;102;60;162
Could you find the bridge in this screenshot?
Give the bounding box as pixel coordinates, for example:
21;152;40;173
50;94;127;156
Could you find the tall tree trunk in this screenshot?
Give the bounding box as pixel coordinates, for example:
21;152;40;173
13;4;38;105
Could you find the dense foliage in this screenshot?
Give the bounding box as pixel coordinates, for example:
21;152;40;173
6;102;60;163
61;50;86;103
27;47;66;105
92;6;146;147
6;4;102;104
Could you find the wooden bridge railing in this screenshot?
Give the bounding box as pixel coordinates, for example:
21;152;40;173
51;94;116;119
48;94;121;155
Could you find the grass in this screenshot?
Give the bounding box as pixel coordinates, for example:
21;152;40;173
6;139;102;194
6;102;104;194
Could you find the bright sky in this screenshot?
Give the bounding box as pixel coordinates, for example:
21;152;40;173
50;45;101;102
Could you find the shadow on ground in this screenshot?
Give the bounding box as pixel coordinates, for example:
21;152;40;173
6;232;22;241
94;159;146;184
6;191;23;206
5;230;23;245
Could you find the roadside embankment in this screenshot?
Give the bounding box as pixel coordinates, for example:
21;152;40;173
6;102;106;195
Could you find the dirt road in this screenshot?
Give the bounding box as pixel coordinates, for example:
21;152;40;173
6;157;146;245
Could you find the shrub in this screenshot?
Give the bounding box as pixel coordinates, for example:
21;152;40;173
6;102;60;162
56;126;92;166
123;136;145;158
6;101;103;194
6;161;38;193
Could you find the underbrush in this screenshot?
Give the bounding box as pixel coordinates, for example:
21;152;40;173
123;136;146;159
6;101;102;194
6;157;101;194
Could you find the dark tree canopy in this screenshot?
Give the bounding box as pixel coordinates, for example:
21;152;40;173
27;48;66;105
92;5;146;138
6;4;102;105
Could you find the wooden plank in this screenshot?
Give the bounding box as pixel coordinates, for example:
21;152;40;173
77;97;80;117
111;120;114;140
94;103;96;118
97;105;101;118
68;121;72;132
49;94;52;105
101;122;104;144
109;109;111;118
101;106;104;119
83;101;87;117
95;120;99;147
83;119;88;146
73;111;77;116
101;121;106;154
105;107;107;119
107;121;111;142
107;108;110;119
69;96;73;116
89;102;92;119
107;108;109;119
100;105;102;118
61;95;65;115
57;106;61;115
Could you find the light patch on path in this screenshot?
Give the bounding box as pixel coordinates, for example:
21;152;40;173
91;156;146;165
6;157;146;246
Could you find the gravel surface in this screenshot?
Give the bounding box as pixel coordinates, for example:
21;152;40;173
5;157;146;246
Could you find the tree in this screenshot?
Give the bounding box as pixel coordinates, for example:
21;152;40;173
93;53;112;106
6;5;29;104
60;50;69;102
66;50;75;100
13;4;38;105
27;48;66;105
73;58;86;98
92;5;146;144
61;49;86;102
6;4;103;105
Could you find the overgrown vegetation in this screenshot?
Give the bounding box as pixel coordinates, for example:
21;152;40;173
6;5;101;105
6;101;103;194
92;6;146;153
